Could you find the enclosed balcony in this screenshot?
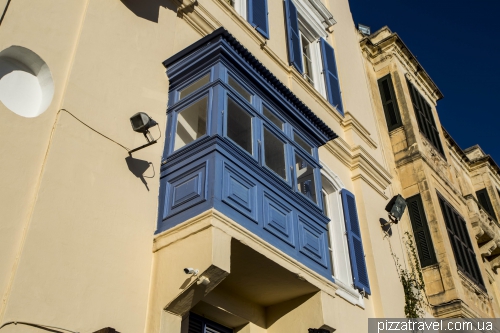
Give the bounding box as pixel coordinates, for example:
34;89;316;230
157;28;338;281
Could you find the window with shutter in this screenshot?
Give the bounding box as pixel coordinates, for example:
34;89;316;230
188;313;233;333
320;38;343;115
341;189;371;294
437;193;485;289
406;80;445;157
406;194;437;267
284;0;303;73
377;74;402;131
248;0;269;39
476;188;497;220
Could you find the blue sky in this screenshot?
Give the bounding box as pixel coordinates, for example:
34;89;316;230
349;0;500;163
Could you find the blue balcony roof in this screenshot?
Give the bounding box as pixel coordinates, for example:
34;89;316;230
163;27;338;144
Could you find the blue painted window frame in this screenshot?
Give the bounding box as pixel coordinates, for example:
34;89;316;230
223;90;257;160
261;102;285;132
167;89;213;156
292;148;320;206
261;122;291;185
172;69;213;106
292;128;317;158
165;64;325;209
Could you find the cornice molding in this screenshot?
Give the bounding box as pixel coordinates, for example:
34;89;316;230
341;111;377;149
324;138;391;198
176;0;221;36
361;32;442;105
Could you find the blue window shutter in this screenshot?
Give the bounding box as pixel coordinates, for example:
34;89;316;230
341;189;371;294
320;38;344;115
284;0;303;73
248;0;269;39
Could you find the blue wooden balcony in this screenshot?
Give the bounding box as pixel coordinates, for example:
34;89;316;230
158;28;338;281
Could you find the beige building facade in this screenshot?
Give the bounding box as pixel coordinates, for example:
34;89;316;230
361;26;500;319
0;1;497;333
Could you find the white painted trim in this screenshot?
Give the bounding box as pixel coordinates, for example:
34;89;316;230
292;0;327;39
234;0;247;20
311;40;326;97
309;0;336;28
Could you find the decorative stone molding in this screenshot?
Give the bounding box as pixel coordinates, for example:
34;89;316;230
342;111;378;149
458;271;491;316
360;27;443;105
324;138;391;198
175;0;222;36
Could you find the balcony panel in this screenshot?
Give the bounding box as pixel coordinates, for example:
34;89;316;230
158;137;333;281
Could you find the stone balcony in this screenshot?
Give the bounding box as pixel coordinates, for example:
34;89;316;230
467;194;500;271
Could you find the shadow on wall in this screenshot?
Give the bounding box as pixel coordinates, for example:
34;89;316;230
120;0;177;23
125;156;155;191
379;218;393;237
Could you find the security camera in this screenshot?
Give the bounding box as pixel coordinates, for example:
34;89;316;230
183;268;199;275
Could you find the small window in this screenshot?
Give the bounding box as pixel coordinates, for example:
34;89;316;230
294;132;312;155
263;106;283;130
227;97;253;154
295;154;316;203
263;128;286;179
228;76;252;102
179;74;210;100
174;96;208;151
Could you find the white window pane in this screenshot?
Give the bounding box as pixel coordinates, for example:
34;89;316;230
228;76;252;102
294;132;312;155
227;97;253;154
264;128;286;179
174;96;208;151
301;34;314;85
179;74;210;100
295;154;316;203
263;106;283;130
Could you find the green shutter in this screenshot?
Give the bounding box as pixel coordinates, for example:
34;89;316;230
406;194;437;267
437;194;485;289
406;80;445;157
377;74;402;131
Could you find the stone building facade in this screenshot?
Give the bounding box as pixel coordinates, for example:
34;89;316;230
361;26;500;318
0;1;497;333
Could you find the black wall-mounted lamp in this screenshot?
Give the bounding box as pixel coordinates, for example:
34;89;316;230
308;329;330;333
385;194;407;224
128;112;160;155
